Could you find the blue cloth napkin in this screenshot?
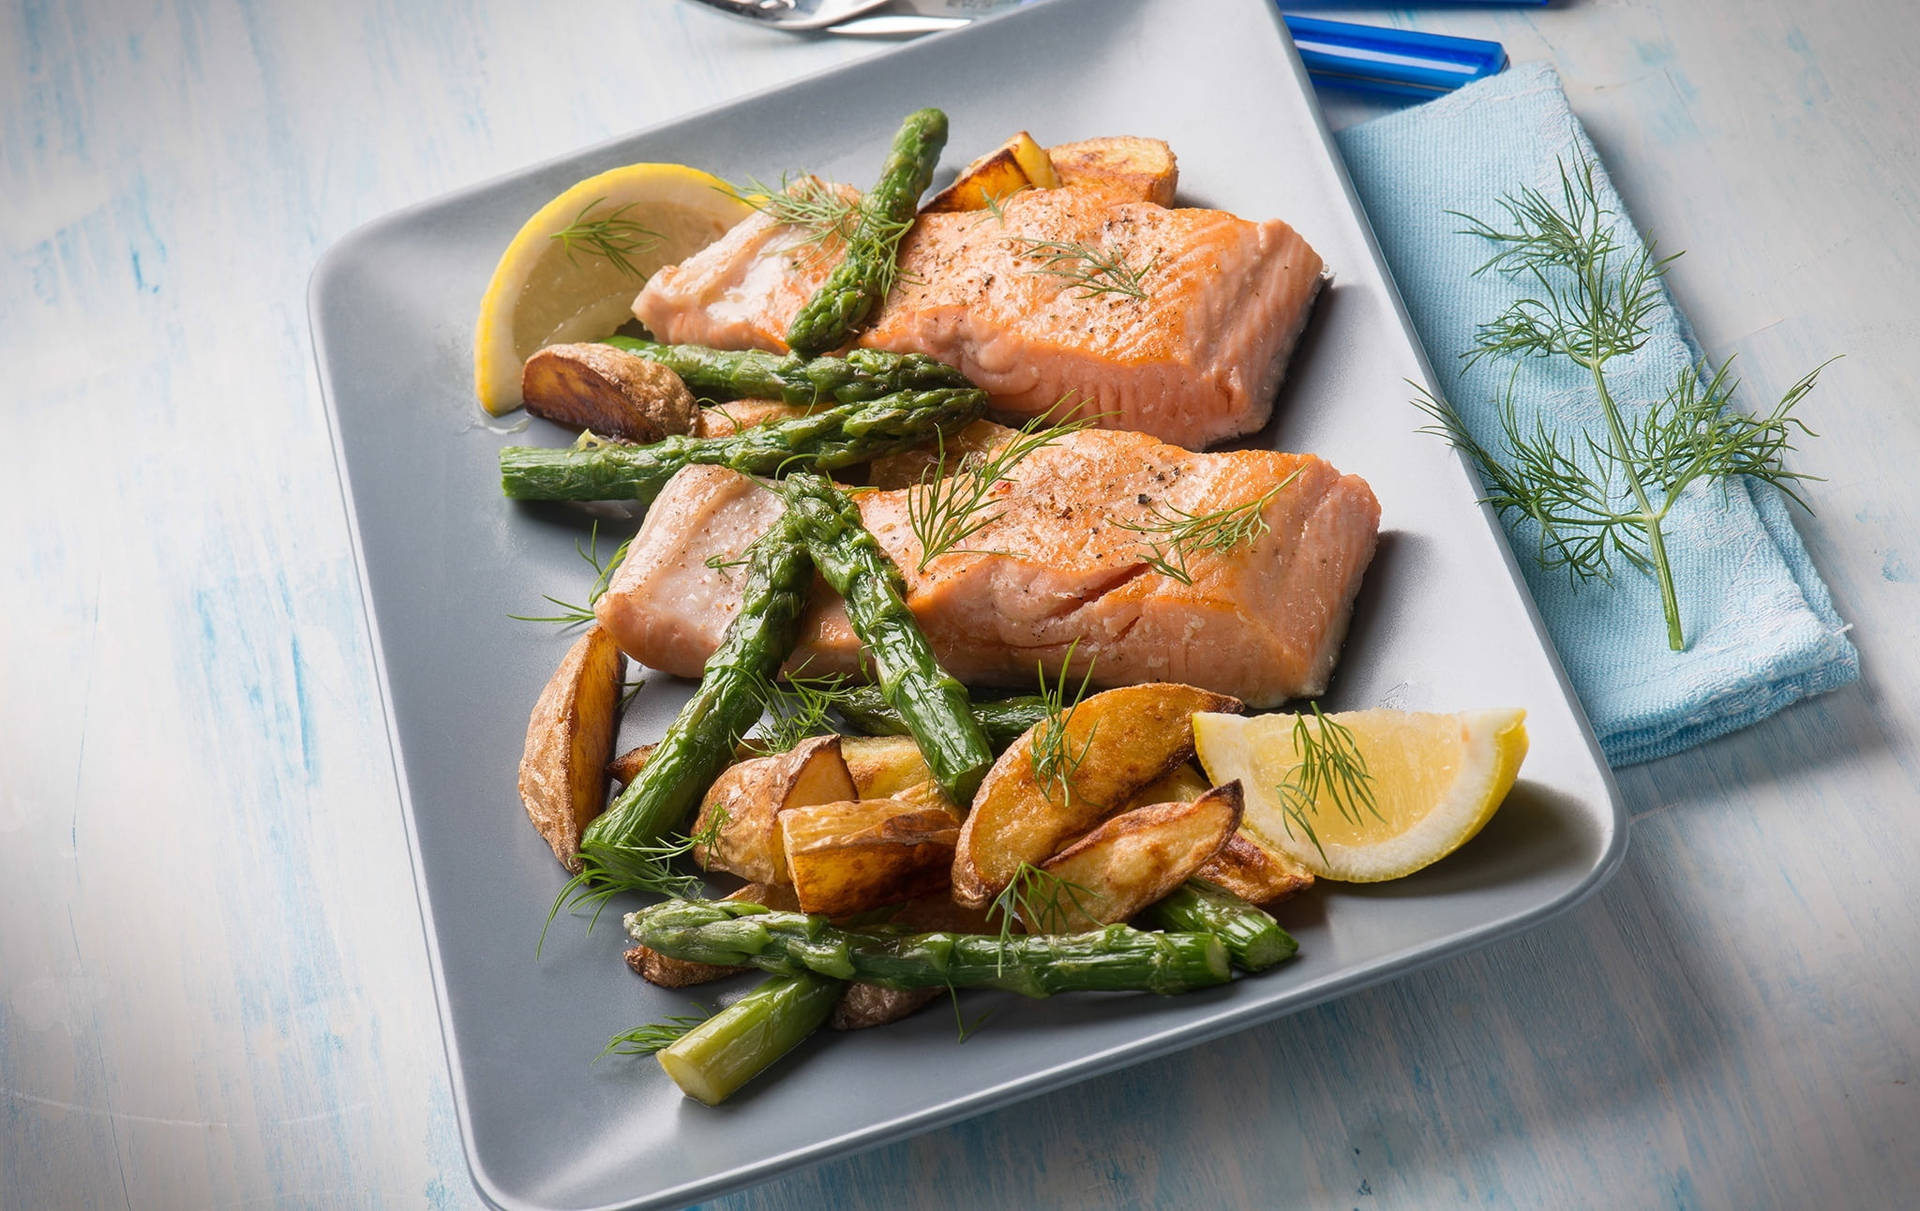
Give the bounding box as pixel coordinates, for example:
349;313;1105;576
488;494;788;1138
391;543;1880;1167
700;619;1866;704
1333;62;1858;766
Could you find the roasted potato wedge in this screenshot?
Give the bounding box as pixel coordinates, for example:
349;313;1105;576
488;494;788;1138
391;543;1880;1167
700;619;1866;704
691;736;858;884
518;626;627;871
1046;136;1178;206
780;799;961;917
521;343;696;443
922;131;1061;212
624;883;801;988
952;683;1242;907
608;742;656;786
1125;762;1314;904
1195;832;1315;906
840;734;936;798
831;983;944;1031
1033;783;1243;930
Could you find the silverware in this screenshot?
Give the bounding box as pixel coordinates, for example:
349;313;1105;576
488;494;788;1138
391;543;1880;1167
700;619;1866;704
826;13;970;35
680;0;898;33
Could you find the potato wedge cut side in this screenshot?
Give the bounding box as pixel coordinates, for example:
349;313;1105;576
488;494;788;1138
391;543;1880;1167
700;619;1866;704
518;626;627;871
1035;783;1244;931
691;736;858;884
952;683;1241;907
780;799;961;917
1047;136;1178;206
923;131;1061;212
1194;831;1315;906
840;734;936;799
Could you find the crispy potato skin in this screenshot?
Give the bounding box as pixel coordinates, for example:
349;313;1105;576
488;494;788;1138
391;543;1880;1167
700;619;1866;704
624;883;800;988
691;736;858;884
831;983;944;1031
922;131;1060;212
1036;783;1243;930
780;799;961;917
608;742;656;786
521;343;697;442
1195;832;1315;906
952;683;1241;907
1046;136;1179;206
518;626;627;871
1125;762;1314;904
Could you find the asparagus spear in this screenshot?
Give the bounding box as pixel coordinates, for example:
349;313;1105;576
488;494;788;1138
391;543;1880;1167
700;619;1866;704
655;973;842;1106
780;470;993;803
500;386;986;503
1144;882;1298;973
570;509;811;895
600;336;971;403
786;108;948;357
626;899;1232;996
834;685;1046;753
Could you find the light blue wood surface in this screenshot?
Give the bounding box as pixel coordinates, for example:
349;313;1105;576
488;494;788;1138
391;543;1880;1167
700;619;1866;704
3;1;1915;1208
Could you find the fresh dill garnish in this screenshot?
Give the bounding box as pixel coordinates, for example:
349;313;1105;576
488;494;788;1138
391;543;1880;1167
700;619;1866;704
1029;642;1097;806
986;863;1106;965
1012;237;1157;301
1273;703;1378;864
508;521;633;627
550;198;662;280
730;174;863;255
539;809;727;954
905;400;1093;570
600;1005;712;1058
972;186;1028;228
745;671;855;754
1413;156;1828;650
1113;468;1305;585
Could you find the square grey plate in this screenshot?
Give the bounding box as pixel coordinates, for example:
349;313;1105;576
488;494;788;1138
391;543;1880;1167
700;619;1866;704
310;1;1628;1207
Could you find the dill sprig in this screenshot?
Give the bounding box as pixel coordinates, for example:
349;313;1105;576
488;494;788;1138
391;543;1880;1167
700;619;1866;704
508;521;633;627
1414;156;1827;650
1113;467;1305;585
600;1005;712;1058
1012;237;1156;301
905;402;1093;570
730;175;916;294
539;809;727;954
986;862;1107;969
1274;703;1378;864
745;671;856;754
550;198;662;280
1029;642;1097;807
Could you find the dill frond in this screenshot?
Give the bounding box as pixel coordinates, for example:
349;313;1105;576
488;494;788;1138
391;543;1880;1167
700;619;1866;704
1113;468;1305;584
1415;156;1830;649
601;1006;712;1058
508;522;634;627
1012;237;1156;301
550;199;662;280
1029;641;1097;807
1274;703;1378;864
906;399;1094;570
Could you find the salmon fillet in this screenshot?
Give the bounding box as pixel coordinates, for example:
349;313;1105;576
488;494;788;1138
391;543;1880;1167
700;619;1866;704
633;180;1325;451
595;424;1379;706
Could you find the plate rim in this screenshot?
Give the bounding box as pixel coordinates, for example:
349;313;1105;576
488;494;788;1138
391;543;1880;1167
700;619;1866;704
308;3;1631;1207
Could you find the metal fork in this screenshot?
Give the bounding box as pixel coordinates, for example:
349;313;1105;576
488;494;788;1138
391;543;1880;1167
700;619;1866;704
679;0;900;32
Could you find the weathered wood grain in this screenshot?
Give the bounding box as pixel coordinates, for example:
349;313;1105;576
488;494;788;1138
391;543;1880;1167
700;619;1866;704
2;1;1914;1208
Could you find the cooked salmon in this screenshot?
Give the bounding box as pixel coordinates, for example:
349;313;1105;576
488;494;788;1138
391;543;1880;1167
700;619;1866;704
595;423;1379;706
633;169;1326;450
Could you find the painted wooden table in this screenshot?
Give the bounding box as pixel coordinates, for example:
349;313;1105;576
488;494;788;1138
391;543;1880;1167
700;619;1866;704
5;1;1916;1207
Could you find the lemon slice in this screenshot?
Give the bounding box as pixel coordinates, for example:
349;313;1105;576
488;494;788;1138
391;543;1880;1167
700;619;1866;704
472;163;754;414
1193;708;1528;882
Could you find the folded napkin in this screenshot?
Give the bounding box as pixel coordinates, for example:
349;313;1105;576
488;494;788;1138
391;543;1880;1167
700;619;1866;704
1334;62;1857;766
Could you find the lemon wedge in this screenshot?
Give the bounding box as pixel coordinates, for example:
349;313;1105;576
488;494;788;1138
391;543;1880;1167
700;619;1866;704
1193;708;1528;882
472;163;753;414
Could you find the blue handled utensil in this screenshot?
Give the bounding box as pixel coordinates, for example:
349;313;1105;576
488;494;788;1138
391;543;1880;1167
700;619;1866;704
1282;15;1509;99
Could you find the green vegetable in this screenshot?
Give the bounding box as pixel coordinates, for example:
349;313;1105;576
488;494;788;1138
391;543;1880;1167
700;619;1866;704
833;685;1045;752
499;386;987;503
786;108;948;357
1414;156;1827;651
566;510;811;901
1144;882;1297;972
625;899;1233;997
779;470;993;804
655;973;842;1105
600;336;971;403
